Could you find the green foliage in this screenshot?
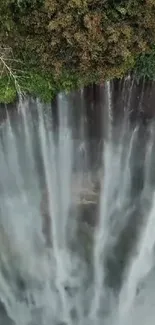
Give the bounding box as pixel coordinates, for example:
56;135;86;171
0;77;17;104
0;73;56;103
19;72;57;102
135;46;155;80
0;70;82;103
9;0;43;13
1;0;155;102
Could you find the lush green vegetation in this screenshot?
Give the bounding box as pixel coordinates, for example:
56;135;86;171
0;0;155;103
135;45;155;80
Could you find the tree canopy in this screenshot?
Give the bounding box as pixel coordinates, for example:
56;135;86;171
0;0;155;102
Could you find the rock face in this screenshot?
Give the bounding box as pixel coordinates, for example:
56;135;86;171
0;300;15;325
40;174;101;247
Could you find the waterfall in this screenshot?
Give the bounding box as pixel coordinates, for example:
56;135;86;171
0;78;154;325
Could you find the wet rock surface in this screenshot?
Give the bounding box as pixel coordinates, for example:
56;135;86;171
40;173;101;247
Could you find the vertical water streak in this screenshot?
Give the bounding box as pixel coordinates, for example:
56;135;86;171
57;93;73;247
18;98;38;191
138;77;145;113
75;88;89;206
124;74;135;114
90;82;114;321
90;141;113;322
37;100;72;325
4;110;24;194
118;75;134;143
143;125;154;190
79;88;88;173
118;126;139;206
0;112;35;325
118;195;155;324
118;135;155;325
106;80;113;141
113;76;135;206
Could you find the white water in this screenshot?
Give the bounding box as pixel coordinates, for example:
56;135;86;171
0;82;155;325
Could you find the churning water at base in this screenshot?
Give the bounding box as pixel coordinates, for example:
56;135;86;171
0;82;155;325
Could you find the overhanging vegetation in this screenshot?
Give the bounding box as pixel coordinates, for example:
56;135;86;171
0;0;155;103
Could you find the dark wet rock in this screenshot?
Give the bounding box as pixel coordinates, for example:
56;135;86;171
40;175;101;248
0;300;15;325
79;202;98;228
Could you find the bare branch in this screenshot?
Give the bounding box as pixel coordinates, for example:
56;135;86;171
0;46;23;97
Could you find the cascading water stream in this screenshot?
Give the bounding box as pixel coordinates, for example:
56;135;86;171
37;99;73;325
117;192;155;325
0;80;155;325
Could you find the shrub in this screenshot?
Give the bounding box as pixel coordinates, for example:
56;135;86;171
135;46;155;80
